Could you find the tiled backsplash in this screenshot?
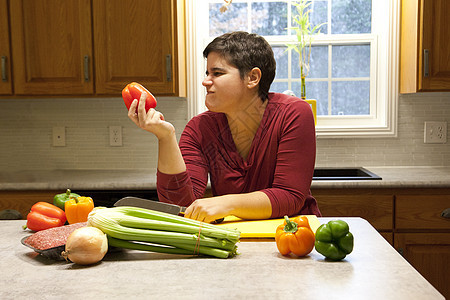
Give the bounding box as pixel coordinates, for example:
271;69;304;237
1;93;449;171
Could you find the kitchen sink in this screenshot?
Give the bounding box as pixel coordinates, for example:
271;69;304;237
313;167;381;180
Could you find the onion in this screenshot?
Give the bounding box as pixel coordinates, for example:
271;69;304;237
61;226;108;265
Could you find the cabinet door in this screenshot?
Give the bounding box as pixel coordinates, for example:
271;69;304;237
0;190;58;219
314;194;393;230
93;0;177;95
9;0;93;95
395;233;450;299
0;0;12;94
396;194;450;230
420;0;450;91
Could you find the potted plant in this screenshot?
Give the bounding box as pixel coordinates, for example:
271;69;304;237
287;0;325;101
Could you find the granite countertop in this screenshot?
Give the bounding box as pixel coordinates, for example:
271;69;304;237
1;217;444;299
1;166;450;191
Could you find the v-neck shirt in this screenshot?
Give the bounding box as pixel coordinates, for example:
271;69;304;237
157;92;321;218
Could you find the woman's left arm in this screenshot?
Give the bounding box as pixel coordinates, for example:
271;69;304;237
262;99;316;218
184;191;272;223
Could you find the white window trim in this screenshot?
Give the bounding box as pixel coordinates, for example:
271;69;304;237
185;0;399;138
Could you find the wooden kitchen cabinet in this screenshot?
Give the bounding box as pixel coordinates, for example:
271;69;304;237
0;0;12;95
400;0;450;93
394;193;450;299
312;188;394;231
395;233;450;299
312;187;450;297
6;0;182;96
93;0;179;95
9;0;94;95
0;190;57;219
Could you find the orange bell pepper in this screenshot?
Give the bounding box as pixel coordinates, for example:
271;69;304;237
65;196;95;224
275;215;315;257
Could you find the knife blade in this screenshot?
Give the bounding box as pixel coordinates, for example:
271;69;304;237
114;196;186;215
113;196;224;223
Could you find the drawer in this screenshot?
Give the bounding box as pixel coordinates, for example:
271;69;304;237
315;194;393;230
396;195;450;230
0;190;57;219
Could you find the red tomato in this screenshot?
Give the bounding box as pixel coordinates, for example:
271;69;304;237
122;82;157;113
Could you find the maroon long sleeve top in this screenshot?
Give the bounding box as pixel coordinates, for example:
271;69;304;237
157;93;321;218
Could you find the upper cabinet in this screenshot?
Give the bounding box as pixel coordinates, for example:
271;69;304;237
400;0;450;93
9;0;94;95
0;0;12;94
3;0;182;96
93;0;178;95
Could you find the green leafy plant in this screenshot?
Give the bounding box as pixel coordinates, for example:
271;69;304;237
287;0;325;99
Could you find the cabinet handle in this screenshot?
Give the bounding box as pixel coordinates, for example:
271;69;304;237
1;56;7;82
441;208;450;219
84;55;90;82
166;54;172;82
423;49;429;77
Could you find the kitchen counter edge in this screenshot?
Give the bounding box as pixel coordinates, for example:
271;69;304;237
1;166;450;191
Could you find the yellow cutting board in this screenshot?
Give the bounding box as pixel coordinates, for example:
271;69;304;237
215;215;321;238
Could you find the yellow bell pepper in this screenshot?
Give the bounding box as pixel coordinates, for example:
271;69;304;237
65;196;95;224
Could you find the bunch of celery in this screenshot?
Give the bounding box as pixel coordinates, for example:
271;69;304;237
87;206;240;259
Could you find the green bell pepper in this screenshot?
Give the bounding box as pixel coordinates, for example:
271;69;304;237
314;220;354;261
53;189;80;210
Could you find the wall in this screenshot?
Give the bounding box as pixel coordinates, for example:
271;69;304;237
0;93;449;171
316;92;450;167
0;97;188;171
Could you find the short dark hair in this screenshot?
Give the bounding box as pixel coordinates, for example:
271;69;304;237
203;31;276;101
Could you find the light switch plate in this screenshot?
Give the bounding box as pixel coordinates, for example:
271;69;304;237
424;121;447;144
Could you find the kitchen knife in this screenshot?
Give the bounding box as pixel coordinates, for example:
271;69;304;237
113;196;224;223
114;196;186;215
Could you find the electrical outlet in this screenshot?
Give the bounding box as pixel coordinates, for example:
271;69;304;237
424;121;447;144
52;126;66;147
109;126;123;146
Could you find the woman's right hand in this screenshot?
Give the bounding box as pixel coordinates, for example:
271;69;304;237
128;93;175;141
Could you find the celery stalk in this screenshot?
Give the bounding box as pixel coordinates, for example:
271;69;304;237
118;215;238;242
108;236;234;259
88;206;240;259
115;206;240;242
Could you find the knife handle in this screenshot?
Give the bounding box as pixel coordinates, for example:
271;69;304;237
179;210;224;224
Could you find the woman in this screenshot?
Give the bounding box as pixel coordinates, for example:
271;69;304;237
128;31;320;223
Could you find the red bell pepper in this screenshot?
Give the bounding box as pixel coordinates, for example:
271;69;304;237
25;202;67;231
122;82;157;113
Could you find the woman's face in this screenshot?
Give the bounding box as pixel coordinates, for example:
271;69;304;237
202;52;248;114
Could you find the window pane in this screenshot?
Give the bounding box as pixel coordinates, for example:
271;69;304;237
310;0;328;34
273;46;288;79
332;45;370;78
303;81;329;115
291;81;328;112
291;1;327;35
331;0;372;34
252;2;288;35
291;45;328;78
209;3;248;37
270;81;289;93
331;81;370;115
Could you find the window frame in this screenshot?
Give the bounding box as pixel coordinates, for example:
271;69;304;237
185;0;399;137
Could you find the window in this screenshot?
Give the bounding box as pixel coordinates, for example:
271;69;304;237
185;0;399;137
